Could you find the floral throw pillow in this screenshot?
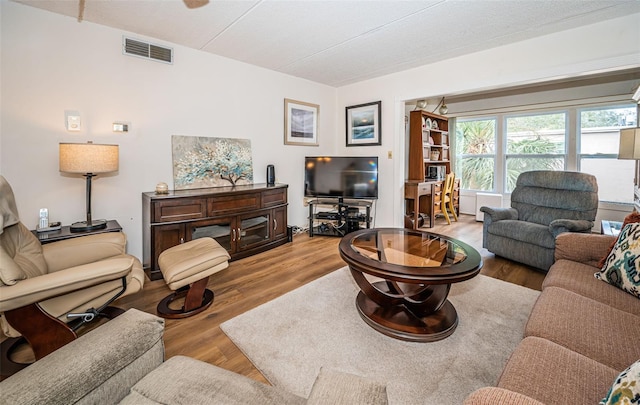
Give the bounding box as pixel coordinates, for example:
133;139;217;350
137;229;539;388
600;359;640;405
595;222;640;299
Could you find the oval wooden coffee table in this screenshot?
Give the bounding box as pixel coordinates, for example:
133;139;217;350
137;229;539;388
339;228;482;342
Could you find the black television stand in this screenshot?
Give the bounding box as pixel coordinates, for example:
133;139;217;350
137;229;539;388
308;198;372;237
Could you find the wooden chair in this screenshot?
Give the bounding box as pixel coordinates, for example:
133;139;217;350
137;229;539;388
441;172;458;225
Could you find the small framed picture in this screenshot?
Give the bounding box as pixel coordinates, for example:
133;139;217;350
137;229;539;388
346;101;381;147
284;98;319;146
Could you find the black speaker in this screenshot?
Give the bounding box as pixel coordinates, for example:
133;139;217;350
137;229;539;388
266;164;275;185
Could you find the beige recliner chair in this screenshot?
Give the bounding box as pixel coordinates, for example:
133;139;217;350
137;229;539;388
0;175;145;377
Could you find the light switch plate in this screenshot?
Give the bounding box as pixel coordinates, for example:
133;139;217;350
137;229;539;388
113;122;130;132
65;111;81;131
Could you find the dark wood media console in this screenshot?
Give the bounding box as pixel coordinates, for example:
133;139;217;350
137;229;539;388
142;183;289;281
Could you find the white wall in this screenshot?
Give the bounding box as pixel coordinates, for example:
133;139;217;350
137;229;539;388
0;1;336;260
336;13;640;227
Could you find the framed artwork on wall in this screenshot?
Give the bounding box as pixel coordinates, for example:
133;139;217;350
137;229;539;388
346;101;381;147
171;135;253;189
284;98;319;146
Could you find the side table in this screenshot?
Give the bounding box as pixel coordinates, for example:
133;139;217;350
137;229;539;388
600;220;622;237
32;220;122;244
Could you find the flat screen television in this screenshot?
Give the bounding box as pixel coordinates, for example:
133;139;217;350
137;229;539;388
304;156;378;199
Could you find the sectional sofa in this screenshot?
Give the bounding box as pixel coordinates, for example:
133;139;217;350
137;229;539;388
0;309;388;404
465;231;640;404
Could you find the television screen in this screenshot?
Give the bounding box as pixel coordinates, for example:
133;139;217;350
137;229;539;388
304;156;378;199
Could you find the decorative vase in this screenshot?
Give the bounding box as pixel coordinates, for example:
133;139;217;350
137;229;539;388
430;151;440;161
155;182;169;194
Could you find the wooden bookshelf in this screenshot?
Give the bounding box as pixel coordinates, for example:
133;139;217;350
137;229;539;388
408;110;450;181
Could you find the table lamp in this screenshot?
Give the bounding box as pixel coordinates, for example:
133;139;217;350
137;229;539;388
618;128;640;159
618;127;640;207
59;142;119;232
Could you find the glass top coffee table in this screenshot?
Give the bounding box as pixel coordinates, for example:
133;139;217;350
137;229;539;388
339;228;482;342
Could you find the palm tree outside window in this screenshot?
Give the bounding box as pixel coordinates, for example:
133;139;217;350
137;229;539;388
453;103;637;203
455;118;496;192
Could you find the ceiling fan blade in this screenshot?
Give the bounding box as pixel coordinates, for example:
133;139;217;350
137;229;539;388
183;0;209;9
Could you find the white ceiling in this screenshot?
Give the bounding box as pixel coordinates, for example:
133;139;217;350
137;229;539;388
14;0;640;87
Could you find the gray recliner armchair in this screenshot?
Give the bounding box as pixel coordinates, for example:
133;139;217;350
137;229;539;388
480;170;598;271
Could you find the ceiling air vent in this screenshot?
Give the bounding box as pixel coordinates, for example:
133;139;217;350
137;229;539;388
123;37;173;64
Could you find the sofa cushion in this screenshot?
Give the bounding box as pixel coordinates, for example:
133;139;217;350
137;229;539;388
543;259;640;316
599;359;640;405
463;387;544;405
122;356;306;405
497;336;619;405
487;220;555;248
595;222;640;299
525;287;640;370
306;367;388;405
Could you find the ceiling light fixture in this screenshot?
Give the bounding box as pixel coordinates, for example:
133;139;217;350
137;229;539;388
439;100;448;115
414;100;427;111
439;97;448;115
432;97;448;115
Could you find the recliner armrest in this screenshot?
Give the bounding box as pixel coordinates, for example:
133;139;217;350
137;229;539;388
0;256;133;312
479;207;518;222
480;207;519;249
548;219;593;237
43;232;128;272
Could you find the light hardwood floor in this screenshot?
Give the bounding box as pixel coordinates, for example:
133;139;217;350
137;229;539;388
5;214;545;384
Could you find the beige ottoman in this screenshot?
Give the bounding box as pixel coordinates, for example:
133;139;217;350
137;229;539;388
157;238;230;319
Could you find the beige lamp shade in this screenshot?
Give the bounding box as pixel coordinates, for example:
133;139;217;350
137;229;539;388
59;142;119;174
618;128;640;160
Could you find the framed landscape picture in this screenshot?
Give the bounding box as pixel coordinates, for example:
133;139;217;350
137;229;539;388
284;98;319;146
346;101;381;147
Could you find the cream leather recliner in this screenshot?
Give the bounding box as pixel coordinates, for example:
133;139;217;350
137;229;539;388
0;175;145;376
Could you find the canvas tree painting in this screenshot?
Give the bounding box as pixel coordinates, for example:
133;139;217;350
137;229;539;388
172;135;253;189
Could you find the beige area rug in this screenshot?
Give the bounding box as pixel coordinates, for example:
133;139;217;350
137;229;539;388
221;267;540;405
